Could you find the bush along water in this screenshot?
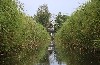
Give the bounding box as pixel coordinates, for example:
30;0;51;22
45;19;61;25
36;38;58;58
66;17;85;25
0;0;50;65
55;0;100;65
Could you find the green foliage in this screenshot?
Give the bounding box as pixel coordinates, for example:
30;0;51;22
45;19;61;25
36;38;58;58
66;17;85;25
34;4;51;28
0;0;50;65
55;12;69;31
55;0;100;65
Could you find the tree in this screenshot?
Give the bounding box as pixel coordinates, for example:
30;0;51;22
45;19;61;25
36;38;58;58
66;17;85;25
55;0;100;65
55;12;69;31
0;0;50;65
34;4;51;28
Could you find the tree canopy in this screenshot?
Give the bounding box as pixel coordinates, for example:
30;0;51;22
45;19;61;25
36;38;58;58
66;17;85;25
0;0;50;65
34;4;51;28
55;0;100;65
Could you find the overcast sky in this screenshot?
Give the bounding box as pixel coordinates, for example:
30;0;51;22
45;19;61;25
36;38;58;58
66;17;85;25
18;0;87;16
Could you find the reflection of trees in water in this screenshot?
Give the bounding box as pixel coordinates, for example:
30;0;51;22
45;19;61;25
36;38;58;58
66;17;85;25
38;52;50;65
56;46;100;65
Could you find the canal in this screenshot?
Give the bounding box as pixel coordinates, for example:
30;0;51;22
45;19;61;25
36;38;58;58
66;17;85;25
37;27;100;65
37;40;66;65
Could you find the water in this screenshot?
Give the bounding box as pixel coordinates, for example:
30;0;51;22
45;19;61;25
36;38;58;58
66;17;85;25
49;51;66;65
36;40;66;65
35;29;66;65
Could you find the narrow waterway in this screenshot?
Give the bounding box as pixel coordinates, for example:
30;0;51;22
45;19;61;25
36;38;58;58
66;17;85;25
49;50;66;65
47;30;66;65
36;41;66;65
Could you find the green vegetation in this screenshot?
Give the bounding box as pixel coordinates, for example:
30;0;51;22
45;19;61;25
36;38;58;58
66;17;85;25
55;0;100;65
55;12;69;31
34;4;51;28
0;0;100;65
0;0;50;65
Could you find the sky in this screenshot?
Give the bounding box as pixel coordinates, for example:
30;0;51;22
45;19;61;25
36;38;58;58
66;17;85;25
18;0;87;16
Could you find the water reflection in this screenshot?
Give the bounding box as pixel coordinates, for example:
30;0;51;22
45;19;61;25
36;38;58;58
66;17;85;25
49;51;66;65
55;46;100;65
37;46;66;65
